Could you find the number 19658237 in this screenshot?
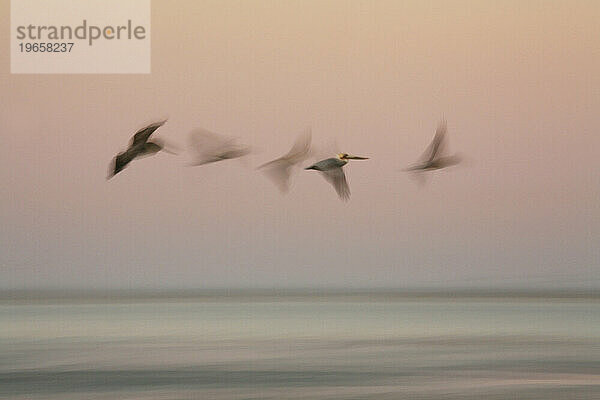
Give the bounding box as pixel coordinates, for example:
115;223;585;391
19;42;74;52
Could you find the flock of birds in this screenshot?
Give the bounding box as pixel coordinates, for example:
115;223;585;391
108;120;461;200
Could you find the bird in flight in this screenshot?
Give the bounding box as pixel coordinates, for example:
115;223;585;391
258;129;312;193
405;120;461;178
305;153;368;201
108;120;175;179
188;128;250;166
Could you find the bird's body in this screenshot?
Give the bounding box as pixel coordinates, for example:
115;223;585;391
109;120;170;178
305;153;368;201
259;129;312;193
137;142;164;157
306;157;348;171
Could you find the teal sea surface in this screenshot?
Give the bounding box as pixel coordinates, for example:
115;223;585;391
1;291;599;399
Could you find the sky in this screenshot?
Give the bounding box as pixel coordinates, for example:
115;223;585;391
1;0;599;290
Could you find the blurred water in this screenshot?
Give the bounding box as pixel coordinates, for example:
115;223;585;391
1;295;599;399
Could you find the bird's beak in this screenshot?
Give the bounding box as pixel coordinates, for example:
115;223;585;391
346;155;369;160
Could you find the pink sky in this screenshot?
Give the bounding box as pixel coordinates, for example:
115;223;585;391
1;0;599;289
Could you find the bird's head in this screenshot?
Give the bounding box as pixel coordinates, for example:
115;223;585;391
338;153;369;160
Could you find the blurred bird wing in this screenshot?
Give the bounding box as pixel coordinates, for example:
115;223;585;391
283;128;312;163
321;167;350;201
259;158;294;193
189;128;249;165
436;154;461;168
130;120;167;147
420;120;447;163
220;146;251;160
189;128;226;153
258;128;311;192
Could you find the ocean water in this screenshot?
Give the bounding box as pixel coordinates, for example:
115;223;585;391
1;293;599;399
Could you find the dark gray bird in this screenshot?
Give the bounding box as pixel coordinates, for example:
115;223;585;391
188;128;250;166
259;129;312;193
305;153;369;201
108;120;174;179
405;120;461;175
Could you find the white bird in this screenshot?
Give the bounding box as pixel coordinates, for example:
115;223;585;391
405;120;461;175
188;128;250;166
108;120;175;179
258;129;312;193
305;153;368;201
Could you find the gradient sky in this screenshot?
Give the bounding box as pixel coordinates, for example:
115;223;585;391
1;0;599;289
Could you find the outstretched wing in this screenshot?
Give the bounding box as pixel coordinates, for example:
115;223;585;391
321;167;350;201
108;149;137;179
130;120;167;147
